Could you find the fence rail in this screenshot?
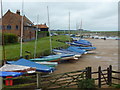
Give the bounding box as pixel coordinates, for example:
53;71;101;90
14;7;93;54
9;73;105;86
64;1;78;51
3;65;120;89
37;69;87;89
37;65;120;89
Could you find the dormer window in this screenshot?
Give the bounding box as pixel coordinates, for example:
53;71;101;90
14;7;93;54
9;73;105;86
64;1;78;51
7;25;11;30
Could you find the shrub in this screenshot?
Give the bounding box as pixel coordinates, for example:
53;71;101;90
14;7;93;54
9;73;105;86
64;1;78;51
77;79;96;89
4;33;18;44
38;31;49;37
112;84;120;88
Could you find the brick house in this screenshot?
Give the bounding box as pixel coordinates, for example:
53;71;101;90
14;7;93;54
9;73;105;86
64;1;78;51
34;23;49;38
35;23;49;31
1;9;36;42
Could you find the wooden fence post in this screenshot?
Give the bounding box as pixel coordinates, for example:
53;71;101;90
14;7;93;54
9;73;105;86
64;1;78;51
107;67;109;85
88;67;92;79
108;65;112;86
0;77;2;90
85;67;88;79
98;66;101;88
85;67;92;79
85;67;87;79
37;73;41;89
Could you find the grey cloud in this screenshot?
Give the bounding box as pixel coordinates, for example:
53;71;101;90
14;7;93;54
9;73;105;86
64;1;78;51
2;1;118;31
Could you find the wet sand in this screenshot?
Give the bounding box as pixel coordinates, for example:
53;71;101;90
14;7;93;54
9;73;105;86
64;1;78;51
54;39;118;74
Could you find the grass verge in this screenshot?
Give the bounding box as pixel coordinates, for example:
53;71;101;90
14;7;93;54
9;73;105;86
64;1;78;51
3;35;70;60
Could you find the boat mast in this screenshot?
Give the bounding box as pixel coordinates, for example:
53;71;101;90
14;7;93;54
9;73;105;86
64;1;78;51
79;19;82;38
1;0;6;64
34;15;39;58
76;21;78;34
47;6;52;54
68;11;71;45
20;0;24;57
80;19;82;29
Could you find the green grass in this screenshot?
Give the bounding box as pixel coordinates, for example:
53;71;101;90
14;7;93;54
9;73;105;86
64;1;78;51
52;35;72;42
3;35;69;60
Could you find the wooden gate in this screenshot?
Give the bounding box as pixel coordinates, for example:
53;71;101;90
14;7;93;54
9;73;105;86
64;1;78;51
91;65;112;88
37;69;87;89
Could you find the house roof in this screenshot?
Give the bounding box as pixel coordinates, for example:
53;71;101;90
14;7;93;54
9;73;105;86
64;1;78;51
2;10;33;26
35;24;48;29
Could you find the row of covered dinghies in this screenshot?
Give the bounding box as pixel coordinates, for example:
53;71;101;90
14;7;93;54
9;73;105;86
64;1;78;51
0;39;96;78
67;39;93;47
0;58;55;78
0;53;79;77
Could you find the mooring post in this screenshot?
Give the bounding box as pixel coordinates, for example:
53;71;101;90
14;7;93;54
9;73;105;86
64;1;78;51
98;66;101;88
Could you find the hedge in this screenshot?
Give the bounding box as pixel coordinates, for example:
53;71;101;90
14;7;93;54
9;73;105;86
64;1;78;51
4;33;18;44
38;31;49;36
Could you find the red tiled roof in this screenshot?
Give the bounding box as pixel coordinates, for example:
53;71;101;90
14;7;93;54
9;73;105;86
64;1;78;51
2;10;33;26
35;24;48;28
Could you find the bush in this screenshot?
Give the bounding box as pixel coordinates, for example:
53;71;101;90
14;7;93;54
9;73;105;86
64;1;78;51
4;33;18;44
38;31;49;37
77;79;96;89
112;84;120;88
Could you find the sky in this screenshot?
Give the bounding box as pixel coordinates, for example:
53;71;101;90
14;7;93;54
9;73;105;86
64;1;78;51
1;0;119;31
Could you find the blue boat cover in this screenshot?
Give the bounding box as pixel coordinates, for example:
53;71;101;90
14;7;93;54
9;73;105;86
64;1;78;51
67;46;87;54
10;58;55;73
68;42;83;47
73;39;92;46
73;41;92;46
79;40;91;44
60;49;82;55
76;47;96;50
6;61;16;64
0;71;23;78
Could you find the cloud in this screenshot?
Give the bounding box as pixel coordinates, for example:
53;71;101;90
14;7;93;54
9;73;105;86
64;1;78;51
2;1;118;31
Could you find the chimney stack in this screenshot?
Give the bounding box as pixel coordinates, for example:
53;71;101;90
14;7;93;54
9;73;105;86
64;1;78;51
16;10;20;15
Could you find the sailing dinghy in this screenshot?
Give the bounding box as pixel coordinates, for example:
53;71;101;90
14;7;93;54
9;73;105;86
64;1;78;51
36;62;58;67
29;56;60;62
52;49;81;58
48;54;78;61
0;64;36;73
9;58;55;73
0;71;23;78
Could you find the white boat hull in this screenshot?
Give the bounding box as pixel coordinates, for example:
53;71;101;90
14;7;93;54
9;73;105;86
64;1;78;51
36;62;58;66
